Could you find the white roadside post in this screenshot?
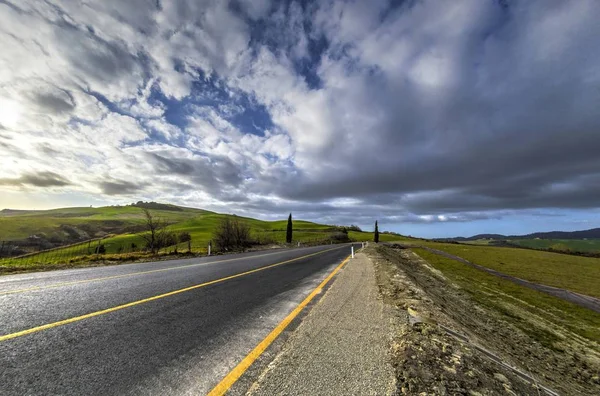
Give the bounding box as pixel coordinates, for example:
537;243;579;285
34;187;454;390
208;243;211;256
351;245;355;259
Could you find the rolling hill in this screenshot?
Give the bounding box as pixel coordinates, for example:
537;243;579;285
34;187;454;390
443;228;600;241
0;202;405;270
435;227;600;254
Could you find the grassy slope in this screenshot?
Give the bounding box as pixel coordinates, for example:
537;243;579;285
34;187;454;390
417;241;600;298
0;205;208;241
412;248;600;343
0;205;409;271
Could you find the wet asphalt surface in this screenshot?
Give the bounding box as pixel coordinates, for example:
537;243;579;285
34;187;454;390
0;244;352;395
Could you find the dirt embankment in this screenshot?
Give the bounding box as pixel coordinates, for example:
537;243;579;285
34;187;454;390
365;245;600;395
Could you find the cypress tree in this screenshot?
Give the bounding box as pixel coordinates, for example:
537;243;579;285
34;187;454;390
286;213;293;244
374;220;379;243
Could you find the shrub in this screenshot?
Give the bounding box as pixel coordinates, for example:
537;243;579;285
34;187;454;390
213;217;253;251
178;231;192;243
330;232;351;243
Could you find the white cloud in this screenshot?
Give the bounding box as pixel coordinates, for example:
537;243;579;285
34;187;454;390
1;0;600;236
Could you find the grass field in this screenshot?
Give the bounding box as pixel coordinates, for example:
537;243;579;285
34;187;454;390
509;238;600;253
458;237;600;253
412;248;600;343
416;241;600;298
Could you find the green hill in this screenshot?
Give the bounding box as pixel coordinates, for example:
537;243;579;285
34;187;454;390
0;203;406;272
0;204;208;242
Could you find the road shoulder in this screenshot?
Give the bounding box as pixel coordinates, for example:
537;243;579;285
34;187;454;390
247;251;396;395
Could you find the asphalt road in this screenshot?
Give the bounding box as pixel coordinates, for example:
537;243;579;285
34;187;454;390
0;244;354;395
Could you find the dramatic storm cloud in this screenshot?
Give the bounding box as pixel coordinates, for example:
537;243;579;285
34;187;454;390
1;0;599;237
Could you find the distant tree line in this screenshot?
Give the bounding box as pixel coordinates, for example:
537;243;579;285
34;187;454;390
130;201;183;212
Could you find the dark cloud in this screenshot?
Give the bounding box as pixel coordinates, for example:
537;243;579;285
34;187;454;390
0;171;71;187
32;92;75;114
99;180;142;195
203;194;502;230
60;28;142;87
36;143;61;157
402;173;600;214
147;153;195;175
146;152;243;196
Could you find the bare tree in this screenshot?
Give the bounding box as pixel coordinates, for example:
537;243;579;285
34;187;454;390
213;216;253;251
234;218;251;248
140;209;175;254
213;217;233;251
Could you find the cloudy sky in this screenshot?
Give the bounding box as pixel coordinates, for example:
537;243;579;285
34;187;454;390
1;0;599;238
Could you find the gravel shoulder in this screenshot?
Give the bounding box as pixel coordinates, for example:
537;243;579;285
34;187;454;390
247;252;396;395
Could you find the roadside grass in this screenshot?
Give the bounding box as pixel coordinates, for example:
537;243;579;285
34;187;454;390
0;251;198;273
412;248;600;345
415;241;600;298
510;238;600;253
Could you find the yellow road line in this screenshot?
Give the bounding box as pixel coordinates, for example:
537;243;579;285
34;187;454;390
0;249;308;296
207;255;351;396
0;246;344;342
